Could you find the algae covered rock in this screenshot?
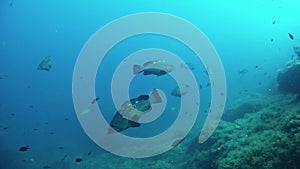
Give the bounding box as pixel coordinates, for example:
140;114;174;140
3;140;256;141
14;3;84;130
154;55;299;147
222;94;267;122
277;58;300;95
185;94;300;169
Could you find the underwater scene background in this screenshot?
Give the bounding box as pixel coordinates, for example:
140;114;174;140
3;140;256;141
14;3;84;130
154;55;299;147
1;0;300;169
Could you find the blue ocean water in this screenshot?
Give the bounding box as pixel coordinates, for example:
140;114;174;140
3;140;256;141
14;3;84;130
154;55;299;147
1;1;300;169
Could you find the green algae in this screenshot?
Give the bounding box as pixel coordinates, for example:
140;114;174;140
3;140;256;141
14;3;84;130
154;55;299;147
187;94;300;169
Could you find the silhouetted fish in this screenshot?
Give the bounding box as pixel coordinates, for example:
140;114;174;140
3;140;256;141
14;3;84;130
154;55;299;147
37;56;51;71
288;33;294;40
75;158;83;163
19;146;30;152
91;97;99;104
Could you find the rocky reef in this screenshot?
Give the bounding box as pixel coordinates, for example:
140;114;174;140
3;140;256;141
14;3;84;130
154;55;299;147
277;58;300;95
185;94;300;169
222;94;268;122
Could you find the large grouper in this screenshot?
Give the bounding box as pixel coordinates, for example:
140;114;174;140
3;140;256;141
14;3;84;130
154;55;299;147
108;89;162;134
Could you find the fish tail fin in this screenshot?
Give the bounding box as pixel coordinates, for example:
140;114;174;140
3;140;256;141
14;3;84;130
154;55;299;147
133;64;143;75
149;88;162;104
107;127;117;134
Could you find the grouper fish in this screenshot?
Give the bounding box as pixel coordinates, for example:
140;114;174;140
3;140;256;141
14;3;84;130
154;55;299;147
108;89;162;134
133;60;174;76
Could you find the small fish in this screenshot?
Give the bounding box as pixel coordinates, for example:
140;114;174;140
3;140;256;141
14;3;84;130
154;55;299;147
61;155;67;161
43;166;51;169
239;69;248;74
87;151;92;156
272;21;275;24
75;158;83;163
203;70;209;76
288;33;294;40
59;146;64;149
172;138;185;147
180;62;195;70
171;84;189;97
270;38;274;42
64;118;69;121
133;60;174;76
91;97;99;104
19;146;30;152
206;82;211;87
37;56;51;71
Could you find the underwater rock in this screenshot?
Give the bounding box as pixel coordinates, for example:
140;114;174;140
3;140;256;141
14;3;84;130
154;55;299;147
37;56;51;71
277;58;300;95
222;95;267;122
286;115;300;132
185;94;300;169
